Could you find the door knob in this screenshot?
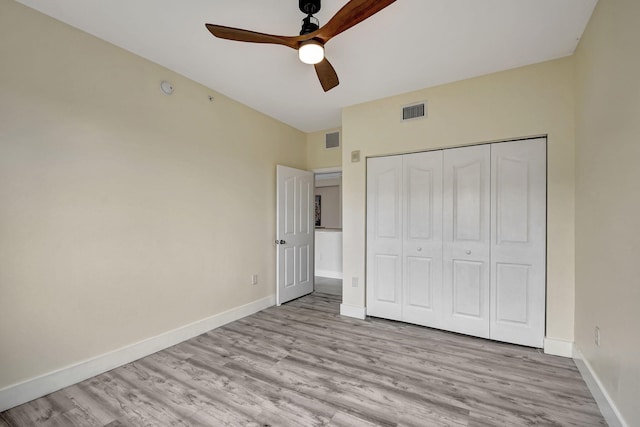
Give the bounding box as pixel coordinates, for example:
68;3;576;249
278;240;286;244
417;247;422;252
466;250;471;255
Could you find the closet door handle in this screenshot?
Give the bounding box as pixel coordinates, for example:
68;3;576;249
465;250;472;255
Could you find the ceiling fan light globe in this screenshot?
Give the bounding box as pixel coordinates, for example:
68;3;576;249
299;41;324;65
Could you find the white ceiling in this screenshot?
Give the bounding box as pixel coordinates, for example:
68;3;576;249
16;0;597;133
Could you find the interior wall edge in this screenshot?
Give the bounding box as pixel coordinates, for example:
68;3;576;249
573;347;628;427
339;304;366;320
0;294;275;412
543;337;574;358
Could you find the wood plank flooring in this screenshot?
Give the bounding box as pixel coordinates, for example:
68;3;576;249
1;293;606;426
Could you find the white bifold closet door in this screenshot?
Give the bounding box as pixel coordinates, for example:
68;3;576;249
490;140;546;348
442;145;491;339
366;151;443;326
366;155;403;321
366;138;546;348
402;151;444;327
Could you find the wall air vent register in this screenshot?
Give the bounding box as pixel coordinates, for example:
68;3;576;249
402;102;427;121
325;131;340;149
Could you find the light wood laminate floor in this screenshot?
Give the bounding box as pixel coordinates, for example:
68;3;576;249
1;293;606;426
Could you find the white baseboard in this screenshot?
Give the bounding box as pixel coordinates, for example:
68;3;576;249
573;347;628;427
543;337;574;357
315;270;343;280
0;295;275;412
340;304;366;320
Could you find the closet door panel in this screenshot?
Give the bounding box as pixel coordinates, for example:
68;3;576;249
495;263;530;323
406;256;432;307
402;151;443;327
443;145;491;338
366;156;403;321
490;139;546;348
374;254;401;302
452;160;484;241
452;260;484;317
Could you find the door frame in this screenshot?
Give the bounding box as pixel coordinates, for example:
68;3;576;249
312;167;343;231
276;166;344;304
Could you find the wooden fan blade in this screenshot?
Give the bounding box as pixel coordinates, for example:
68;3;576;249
315;0;397;43
205;24;300;49
314;58;339;92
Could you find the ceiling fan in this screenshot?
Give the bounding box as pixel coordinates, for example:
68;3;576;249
205;0;397;92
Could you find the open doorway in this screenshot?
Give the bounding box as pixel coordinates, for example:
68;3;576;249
314;169;342;295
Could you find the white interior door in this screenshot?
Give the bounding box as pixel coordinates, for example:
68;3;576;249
402;151;444;327
442;145;491;338
366;155;403;321
276;165;314;305
490;139;546;347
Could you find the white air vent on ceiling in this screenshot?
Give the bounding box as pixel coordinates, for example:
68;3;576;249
325;131;340;149
402;101;427;121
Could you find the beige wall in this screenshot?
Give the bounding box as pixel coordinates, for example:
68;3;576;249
574;0;640;424
341;58;576;343
0;1;306;389
306;128;342;170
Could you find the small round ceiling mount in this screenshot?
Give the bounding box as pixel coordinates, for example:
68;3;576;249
299;0;321;15
160;80;174;95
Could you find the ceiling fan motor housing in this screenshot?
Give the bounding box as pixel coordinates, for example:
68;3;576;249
299;0;321;15
300;15;320;35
